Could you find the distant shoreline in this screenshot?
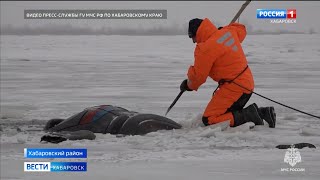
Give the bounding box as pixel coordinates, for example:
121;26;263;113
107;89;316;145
0;33;316;36
1;25;317;36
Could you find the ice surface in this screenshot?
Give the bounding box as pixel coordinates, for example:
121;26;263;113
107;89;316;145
1;34;320;179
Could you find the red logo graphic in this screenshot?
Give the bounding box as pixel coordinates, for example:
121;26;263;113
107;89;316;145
287;9;296;19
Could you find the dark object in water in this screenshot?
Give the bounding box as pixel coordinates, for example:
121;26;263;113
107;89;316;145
276;143;316;149
41;130;96;144
42;105;182;143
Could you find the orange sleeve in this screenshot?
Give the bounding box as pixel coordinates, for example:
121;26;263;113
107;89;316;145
225;23;247;43
187;46;215;91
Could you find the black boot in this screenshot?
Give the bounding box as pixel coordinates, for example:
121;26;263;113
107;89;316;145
232;103;264;127
258;107;276;128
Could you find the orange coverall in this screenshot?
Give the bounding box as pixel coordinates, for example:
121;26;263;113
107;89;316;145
187;18;254;126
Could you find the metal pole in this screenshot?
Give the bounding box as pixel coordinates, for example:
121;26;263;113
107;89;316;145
230;0;251;24
165;90;185;116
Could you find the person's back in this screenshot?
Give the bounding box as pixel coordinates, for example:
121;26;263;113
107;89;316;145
188;18;253;94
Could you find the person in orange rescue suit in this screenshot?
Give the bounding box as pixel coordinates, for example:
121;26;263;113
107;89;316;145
180;18;276;128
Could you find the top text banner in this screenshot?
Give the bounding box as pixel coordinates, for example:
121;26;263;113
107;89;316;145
24;10;167;19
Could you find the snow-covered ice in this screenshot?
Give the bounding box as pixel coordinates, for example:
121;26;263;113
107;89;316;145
1;34;320;180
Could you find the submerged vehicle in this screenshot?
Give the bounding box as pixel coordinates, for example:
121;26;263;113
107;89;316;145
41;105;182;143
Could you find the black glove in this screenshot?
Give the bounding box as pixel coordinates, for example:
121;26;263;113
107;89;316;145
180;79;192;92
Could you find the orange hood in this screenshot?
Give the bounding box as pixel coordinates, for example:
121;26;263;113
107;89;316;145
196;18;218;43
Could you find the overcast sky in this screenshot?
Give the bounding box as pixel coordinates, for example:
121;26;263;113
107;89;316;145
1;1;319;33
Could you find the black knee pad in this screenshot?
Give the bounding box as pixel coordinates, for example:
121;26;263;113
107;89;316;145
202;116;209;126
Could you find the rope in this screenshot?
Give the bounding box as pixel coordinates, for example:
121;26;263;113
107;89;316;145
231;81;320;119
213;65;320;119
213;65;248;95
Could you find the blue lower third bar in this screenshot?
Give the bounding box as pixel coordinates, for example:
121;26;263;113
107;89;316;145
257;9;287;19
24;148;87;158
24;162;87;172
51;162;87;172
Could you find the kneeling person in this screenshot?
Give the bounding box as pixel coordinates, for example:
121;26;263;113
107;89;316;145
180;18;276;128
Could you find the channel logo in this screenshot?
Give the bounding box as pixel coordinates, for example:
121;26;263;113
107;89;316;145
257;9;296;19
256;9;296;24
24;162;87;172
24;162;51;172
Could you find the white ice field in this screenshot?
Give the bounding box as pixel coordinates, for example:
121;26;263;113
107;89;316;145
1;34;320;179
